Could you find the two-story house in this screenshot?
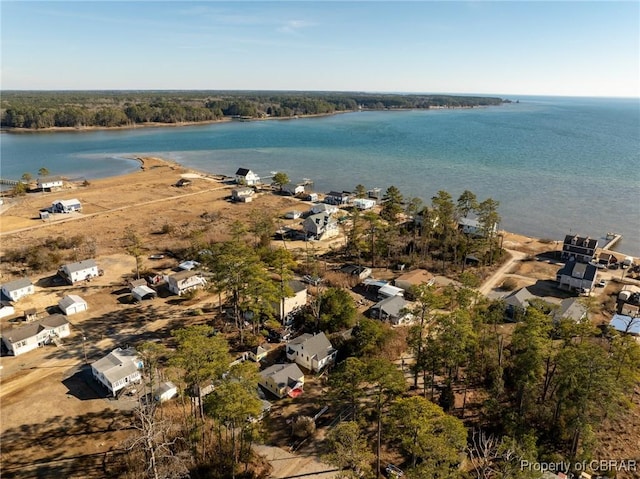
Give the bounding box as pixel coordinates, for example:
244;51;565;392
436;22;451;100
556;262;598;293
235;168;260;186
166;270;207;296
59;259;100;284
561;234;599;263
302;213;339;240
274;280;307;323
286;332;337;373
91;347;143;397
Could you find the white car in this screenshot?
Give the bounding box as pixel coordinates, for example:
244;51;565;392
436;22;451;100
385;464;404;477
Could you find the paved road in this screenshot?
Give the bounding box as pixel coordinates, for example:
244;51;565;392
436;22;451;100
478;249;527;297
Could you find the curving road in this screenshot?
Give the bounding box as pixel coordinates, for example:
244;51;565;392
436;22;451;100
478;249;527;297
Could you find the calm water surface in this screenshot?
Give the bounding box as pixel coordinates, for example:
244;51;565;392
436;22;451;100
2;96;639;255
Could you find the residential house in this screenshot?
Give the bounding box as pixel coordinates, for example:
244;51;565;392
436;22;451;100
59;259;100;284
275;280;307;322
553;297;587;323
302;212;339;240
609;314;640;336
249;343;272;362
369;295;413;325
166;270;207;296
363;279;404;300
394;269;435;296
91;347;143;397
458;217;497;237
556;262;598;293
231;187;254;203
0;302;15;319
51;199;82;213
37;176;63;190
1;277;35;301
304;193;319;202
235;168;260;186
58;294;88;316
1;314;70;356
281;183;304;196
561;235;599;263
598;252;619;266
286;332;337;373
352;198;376;210
128;278;148;290
504;287;538;321
310;203;338;215
340;264;372;281
325;191;351;206
154;381;178;403
259;363;305;399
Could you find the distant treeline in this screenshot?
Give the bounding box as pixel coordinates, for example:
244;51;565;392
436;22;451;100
0;90;507;129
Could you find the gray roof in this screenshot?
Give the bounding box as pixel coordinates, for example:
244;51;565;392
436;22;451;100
38;175;63;184
371;295;408;318
2;314;68;343
554;297;587;322
63;259;97;274
2;277;33;292
290;332;335;361
170;270;200;281
557;262;597;281
504;287;538;309
132;285;156;298
288;280;307;294
260;363;304;388
58;295;86;310
92;348;141;384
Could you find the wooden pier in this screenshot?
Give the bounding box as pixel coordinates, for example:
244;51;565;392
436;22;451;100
0;178;20;186
601;233;623;251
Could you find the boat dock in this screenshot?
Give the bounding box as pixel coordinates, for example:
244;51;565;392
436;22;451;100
601;233;623;251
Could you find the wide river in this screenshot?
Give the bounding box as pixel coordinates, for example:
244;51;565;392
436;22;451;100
2;95;639;255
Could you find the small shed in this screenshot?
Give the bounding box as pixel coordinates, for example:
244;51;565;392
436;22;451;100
58;295;88;316
154;381;178;403
132;285;157;301
284;210;302;219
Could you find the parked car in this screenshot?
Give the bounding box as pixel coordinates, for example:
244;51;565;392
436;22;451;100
149;254;165;260
385;464;404;478
302;275;322;286
597;279;607;288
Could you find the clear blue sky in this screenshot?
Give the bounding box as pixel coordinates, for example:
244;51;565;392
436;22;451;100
1;1;638;97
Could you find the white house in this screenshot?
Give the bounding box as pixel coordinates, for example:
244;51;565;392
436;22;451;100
259;363;305;399
352;198;376;210
154;381;178;403
58;294;88;315
369;295;413;325
556;262;598;293
281;183;305;196
51;199;82;213
166;270;207;296
91;347;143;397
0;302;15;319
310;203;338;215
59;259;100;284
235;168;260;186
37;176;63;190
275;280;308;322
302;213;339;240
1;314;71;356
1;277;35;302
286;332;337;373
231;187;254;203
249;343;272;362
458;217;497;237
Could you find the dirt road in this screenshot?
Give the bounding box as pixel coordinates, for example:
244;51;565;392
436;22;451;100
478;249;527;296
253;444;338;479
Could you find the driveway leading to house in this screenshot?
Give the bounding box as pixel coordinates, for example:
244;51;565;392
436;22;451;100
253;444;338;479
478;249;528;297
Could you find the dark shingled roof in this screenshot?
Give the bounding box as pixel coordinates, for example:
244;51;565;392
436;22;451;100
235;168;251;176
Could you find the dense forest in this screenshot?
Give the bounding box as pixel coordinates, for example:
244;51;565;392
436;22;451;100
0;90;507;129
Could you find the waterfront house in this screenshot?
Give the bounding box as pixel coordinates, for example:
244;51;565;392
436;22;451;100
561;234;599;263
310;203;338;215
274;280;307;322
259;363;305;399
91;347;143;397
37;176;63;191
325;191;351;206
556;262;598;293
166;270;207;296
231;187;254;203
1;314;70;356
369;295;413;325
302;212;339;240
353;198;376;210
59;259;100;284
51;199;82;213
281;183;305;196
58;294;88;316
1;277;35;302
286;332;337;373
235;168;260;186
458;217;497;237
